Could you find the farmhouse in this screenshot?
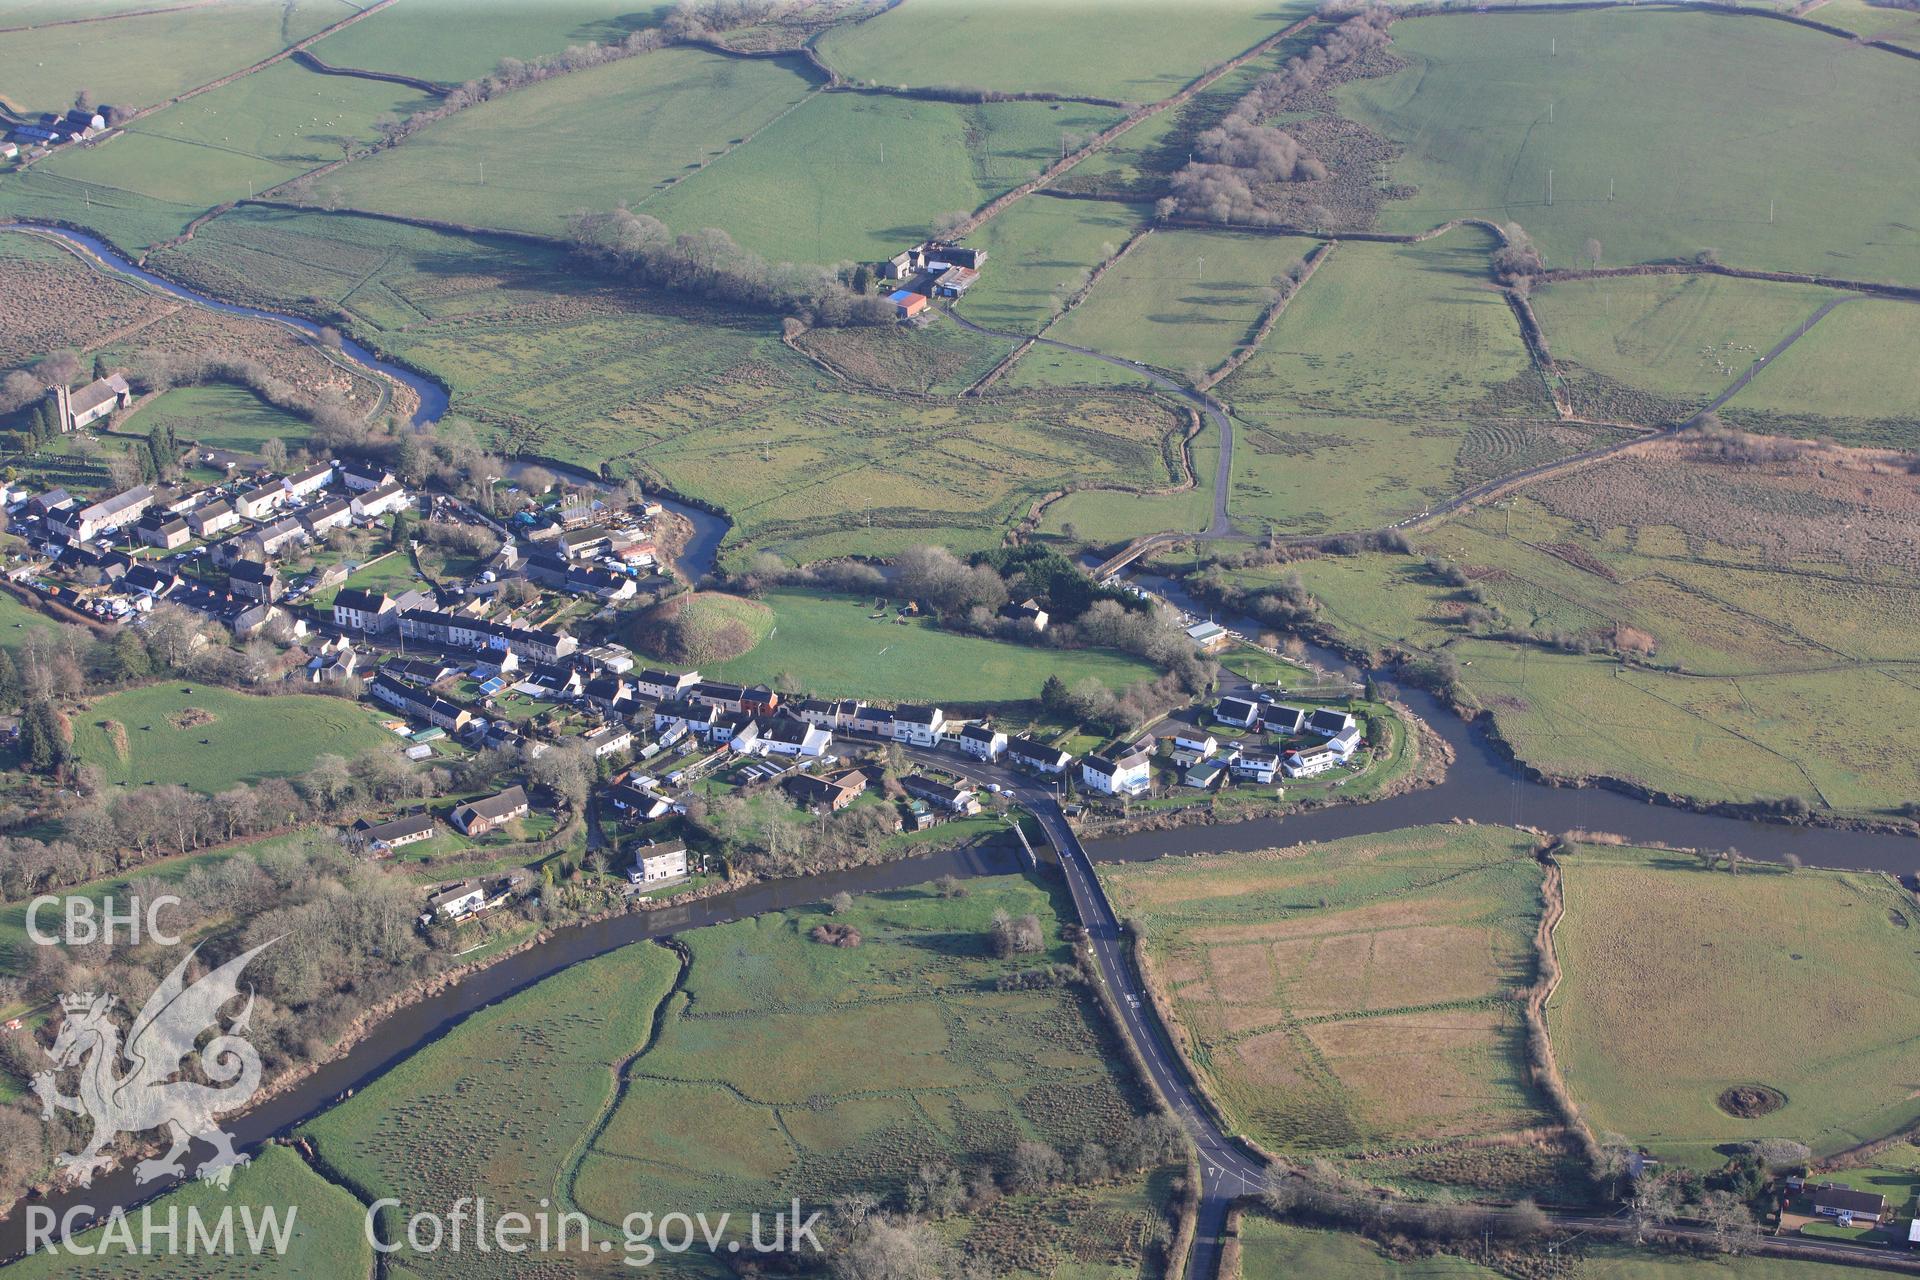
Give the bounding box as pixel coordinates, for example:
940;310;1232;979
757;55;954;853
350;481;410;519
334;587;397;634
188;499;237;539
48;373;131;432
902;774;980;814
1008;735;1071;774
892;704;946;747
353;813;436;852
757;717;832;757
1213;696;1260;729
1082;747;1152;797
50;484;151;542
451;784;530;836
628;840;688;886
227;558;281;603
786;767;868;813
958;722;1007;761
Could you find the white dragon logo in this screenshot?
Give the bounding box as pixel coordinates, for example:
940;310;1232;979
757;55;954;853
32;938;278;1188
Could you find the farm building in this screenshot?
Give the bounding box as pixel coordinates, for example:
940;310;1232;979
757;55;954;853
932;265;979;297
889;289;929;320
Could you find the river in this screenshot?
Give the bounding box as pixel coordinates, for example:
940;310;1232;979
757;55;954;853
0;222;1913;1262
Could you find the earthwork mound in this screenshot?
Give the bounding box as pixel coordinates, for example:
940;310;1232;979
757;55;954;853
168;706;217;730
1717;1084;1787;1118
630;592;773;665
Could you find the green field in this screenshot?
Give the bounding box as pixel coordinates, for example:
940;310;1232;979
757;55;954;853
1721;297;1920;444
1551;845;1920;1165
127;381;317;454
304;875;1174;1278
1102;826;1557;1184
1049;228;1318;378
704;588;1159;703
814;0;1296;102
1529;273;1835;423
1340;10;1920;284
956;195;1150;334
1253;446;1920;817
31;60;435;247
1213;234;1583;533
72;683;402;792
0;589;58;657
150;207;1191;565
645;91;1128;263
2;1144;372;1279
328;47;820;236
1033;429;1219;546
0;0;343;114
309;0;673;84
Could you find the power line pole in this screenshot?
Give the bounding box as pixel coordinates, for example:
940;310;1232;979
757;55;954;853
1546;169;1554;206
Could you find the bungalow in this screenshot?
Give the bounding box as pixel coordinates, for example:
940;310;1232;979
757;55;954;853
636;668;699;702
227;558;281;603
48;374;131;432
1263;704;1309;735
849;704;896;737
757;717;832;758
1283;744;1342;778
49;484;151;542
654;697;720;736
282;462;333;499
1810;1184;1888;1223
300;497;354;537
583;722;634;758
350;480;410;519
1232;747;1282;784
1213;696;1261;729
1007;735;1071;775
235;484;286;521
339;460;395;492
134;510;190;551
353;812;436;853
450;784;530;837
1170;730;1219;763
188;499;237;539
333;587;397;635
892;704;946;748
786;768;868;813
958;722;1007;761
628;840;689;886
1082;748;1152;797
1185;620;1231;654
902;774;980;815
999;598;1048;632
426;881;487;920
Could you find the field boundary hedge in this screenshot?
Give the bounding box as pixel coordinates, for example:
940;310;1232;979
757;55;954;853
1199;238;1336;392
